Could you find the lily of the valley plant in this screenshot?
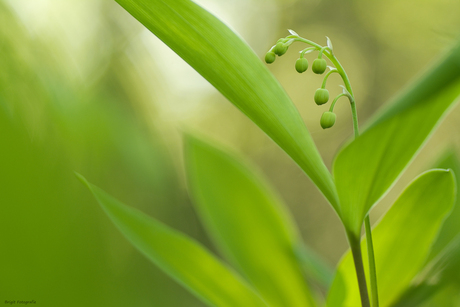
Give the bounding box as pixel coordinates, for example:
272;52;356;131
79;1;460;306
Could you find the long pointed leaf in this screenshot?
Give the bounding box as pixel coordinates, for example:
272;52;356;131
333;41;460;235
77;173;268;307
327;169;456;307
114;0;339;209
185;134;317;307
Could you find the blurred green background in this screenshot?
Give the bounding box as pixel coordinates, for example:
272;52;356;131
1;0;460;306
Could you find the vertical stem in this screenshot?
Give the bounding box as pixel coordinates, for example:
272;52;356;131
350;101;359;139
364;216;379;307
350;95;379;307
348;233;371;307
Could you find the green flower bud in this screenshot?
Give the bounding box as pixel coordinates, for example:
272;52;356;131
312;58;327;74
320;111;336;129
295;58;309;73
314;88;329;105
274;42;288;56
265;52;276;64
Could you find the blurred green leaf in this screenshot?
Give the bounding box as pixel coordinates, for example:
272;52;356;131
333;42;460;236
294;242;334;289
185;134;316;307
327;169;456;307
114;0;339;209
77;174;268;307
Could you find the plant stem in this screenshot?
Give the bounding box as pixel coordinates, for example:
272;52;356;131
348;233;371;307
348;69;379;307
292;35;380;306
364;216;379;307
327;47;380;307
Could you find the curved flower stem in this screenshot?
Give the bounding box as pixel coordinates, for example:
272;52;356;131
322;70;339;89
290;34;379;307
329;94;346;112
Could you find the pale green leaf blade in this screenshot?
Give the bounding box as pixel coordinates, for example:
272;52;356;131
333;42;460;235
391;153;460;306
114;0;339;209
426;153;460;261
76;173;268;307
185;134;316;307
327;169;456;307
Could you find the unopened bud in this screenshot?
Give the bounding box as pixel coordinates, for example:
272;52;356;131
295;58;309;73
312;58;327;74
265;52;276;64
314;88;329;105
320;111;336;129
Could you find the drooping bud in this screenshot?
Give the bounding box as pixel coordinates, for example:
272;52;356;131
265;52;276;64
312;58;327;74
320;112;336;129
295;58;309;73
314;88;329;105
274;42;288;56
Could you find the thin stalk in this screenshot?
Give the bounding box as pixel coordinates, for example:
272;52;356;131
321;69;339;89
348;233;371;307
329;94;346;112
349;72;379;307
364;216;379;307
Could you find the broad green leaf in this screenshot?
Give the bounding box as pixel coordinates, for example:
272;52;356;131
76;174;268;307
391;153;460;306
114;0;339;210
333;41;460;235
426;153;460;261
327;169;456;307
185;134;316;307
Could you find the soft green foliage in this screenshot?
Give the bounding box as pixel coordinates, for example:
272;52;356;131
76;173;268;307
114;0;339;209
392;154;460;306
4;0;460;306
327;169;456;307
184;134;315;307
77;0;460;306
333;44;460;235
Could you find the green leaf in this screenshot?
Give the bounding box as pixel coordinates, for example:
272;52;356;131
426;153;460;262
76;173;268;307
114;0;339;210
185;134;317;307
333;41;460;235
327;169;456;307
391;153;460;306
294;242;334;289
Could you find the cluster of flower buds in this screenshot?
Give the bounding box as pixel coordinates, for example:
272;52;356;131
265;31;354;130
265;38;295;63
